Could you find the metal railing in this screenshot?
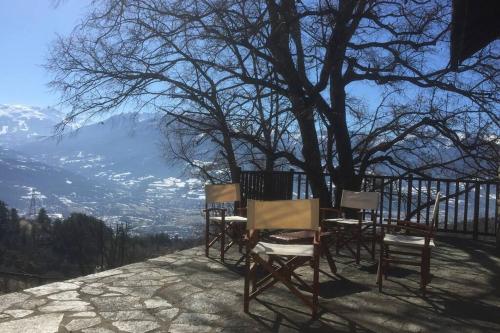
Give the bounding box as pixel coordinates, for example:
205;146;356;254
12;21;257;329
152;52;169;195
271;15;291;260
240;170;499;240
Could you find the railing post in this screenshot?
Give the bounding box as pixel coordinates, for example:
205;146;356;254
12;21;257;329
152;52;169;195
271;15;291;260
496;189;500;251
289;169;295;200
406;173;413;220
237;167;242;183
263;170;272;200
496;167;500;250
473;182;480;240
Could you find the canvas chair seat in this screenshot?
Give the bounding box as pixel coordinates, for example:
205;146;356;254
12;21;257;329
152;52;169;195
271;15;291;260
324;218;373;225
384;234;435;248
210;216;247;223
252;241;314;257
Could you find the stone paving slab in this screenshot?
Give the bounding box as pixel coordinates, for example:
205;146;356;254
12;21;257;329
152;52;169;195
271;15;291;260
0;236;499;332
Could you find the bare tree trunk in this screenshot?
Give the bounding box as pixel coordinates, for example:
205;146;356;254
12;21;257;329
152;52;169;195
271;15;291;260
497;167;500;251
265;154;275;172
293;101;332;207
221;130;240;183
330;64;360;205
332;106;360;200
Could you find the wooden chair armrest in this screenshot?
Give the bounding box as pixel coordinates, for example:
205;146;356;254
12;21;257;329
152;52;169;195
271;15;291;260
385;218;427;227
396;220;431;229
203;207;227;213
380;223;433;237
320;207;342;213
390;219;434;233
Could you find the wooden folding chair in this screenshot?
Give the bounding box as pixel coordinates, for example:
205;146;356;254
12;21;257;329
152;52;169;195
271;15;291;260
244;199;321;319
322;190;380;264
204;183;247;262
377;192;441;293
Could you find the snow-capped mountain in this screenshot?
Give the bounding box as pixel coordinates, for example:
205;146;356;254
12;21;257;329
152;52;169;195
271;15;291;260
0;106;205;237
0;105;64;146
0;147;114;216
14;114;174;175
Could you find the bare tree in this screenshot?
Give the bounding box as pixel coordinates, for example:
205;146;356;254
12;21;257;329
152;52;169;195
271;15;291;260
47;0;499;206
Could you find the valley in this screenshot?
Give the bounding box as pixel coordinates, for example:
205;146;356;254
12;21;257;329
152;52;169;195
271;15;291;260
0;105;205;238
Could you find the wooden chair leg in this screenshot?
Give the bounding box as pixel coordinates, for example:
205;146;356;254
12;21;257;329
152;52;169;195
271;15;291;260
335;226;341;254
356;225;361;264
384;245;390;280
312;251;320;319
238;224;245;253
426;250;432;284
377;261;383;291
421;271;426;294
251;264;257;292
220;221;226;262
322;241;337;274
420;248;425;291
421;248;431;293
205;215;210;257
244;249;251;313
371;226;376;260
377;241;384;292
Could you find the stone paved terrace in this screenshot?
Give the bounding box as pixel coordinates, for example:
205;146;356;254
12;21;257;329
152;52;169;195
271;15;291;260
0;235;499;333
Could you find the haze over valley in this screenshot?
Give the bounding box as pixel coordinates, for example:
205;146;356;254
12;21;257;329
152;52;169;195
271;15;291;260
0;105;205;238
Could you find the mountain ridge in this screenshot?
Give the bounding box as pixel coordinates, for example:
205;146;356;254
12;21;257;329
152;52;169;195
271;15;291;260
0;106;204;237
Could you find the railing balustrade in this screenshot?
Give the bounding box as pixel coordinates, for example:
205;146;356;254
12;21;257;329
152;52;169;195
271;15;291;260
240;170;499;240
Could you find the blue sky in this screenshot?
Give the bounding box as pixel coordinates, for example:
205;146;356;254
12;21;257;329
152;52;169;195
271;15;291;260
0;1;446;117
0;0;89;107
0;1;383;114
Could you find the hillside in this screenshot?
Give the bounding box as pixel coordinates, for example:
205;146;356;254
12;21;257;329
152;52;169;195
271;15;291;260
0;148;107;213
0;104;64;146
0;106;205;237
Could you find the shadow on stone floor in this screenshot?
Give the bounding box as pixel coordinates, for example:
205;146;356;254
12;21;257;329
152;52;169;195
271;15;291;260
358;262;416;278
247;298;376;333
437;236;500;287
0;236;498;332
313;276;370;299
216;235;500;332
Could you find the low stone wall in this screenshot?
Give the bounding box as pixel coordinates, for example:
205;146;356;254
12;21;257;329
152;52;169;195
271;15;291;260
0;276;45;295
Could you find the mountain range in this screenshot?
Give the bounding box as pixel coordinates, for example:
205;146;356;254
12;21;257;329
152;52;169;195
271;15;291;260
3;104;491;237
0;105;205;237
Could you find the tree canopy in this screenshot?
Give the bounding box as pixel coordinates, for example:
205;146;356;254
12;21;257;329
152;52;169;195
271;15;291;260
47;0;499;205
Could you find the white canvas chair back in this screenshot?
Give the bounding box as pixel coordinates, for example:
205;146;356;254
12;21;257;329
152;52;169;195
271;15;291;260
205;183;241;204
341;190;380;210
247;199;319;230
